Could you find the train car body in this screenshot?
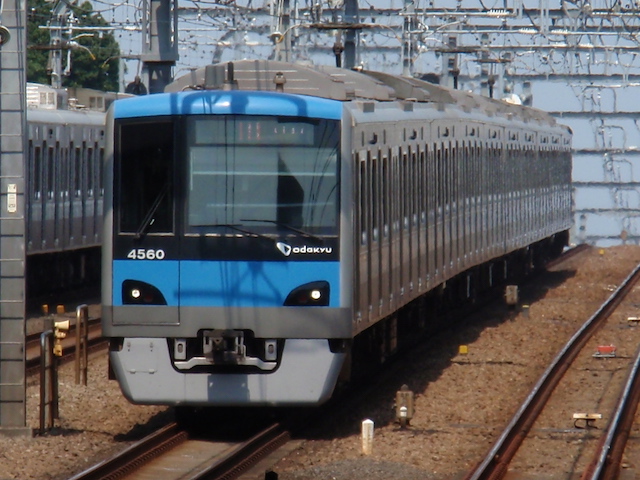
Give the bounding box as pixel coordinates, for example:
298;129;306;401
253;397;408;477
102;60;572;406
26;108;105;254
25;87;107;296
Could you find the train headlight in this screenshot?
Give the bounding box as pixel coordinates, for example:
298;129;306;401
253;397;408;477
284;281;330;307
122;279;168;305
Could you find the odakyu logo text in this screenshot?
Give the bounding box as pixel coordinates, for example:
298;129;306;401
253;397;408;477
276;242;333;257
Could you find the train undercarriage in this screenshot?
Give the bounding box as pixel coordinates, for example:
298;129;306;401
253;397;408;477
347;231;569;381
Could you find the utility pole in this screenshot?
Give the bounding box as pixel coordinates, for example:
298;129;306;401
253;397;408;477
44;2;114;89
47;0;67;89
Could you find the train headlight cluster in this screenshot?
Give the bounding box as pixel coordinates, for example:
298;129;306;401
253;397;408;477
284;281;330;307
122;279;167;305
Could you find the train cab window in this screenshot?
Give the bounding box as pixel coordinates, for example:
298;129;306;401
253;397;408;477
116;120;175;235
186;115;340;236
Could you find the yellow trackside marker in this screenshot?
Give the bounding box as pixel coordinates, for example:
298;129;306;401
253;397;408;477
459;345;468;355
599;248;605;255
573;413;602;429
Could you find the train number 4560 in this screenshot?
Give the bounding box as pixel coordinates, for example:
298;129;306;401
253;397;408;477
127;249;166;260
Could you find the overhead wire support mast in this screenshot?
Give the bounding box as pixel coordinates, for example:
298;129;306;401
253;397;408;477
140;0;179;93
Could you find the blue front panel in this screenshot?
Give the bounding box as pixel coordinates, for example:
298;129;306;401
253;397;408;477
113;91;342;121
112;259;339;307
113;260;180;306
179;261;340;307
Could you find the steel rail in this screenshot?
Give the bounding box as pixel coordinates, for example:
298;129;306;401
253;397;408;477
194;422;291;480
581;344;640;480
68;422;189;480
69;421;290;480
464;261;640;480
545;243;591;269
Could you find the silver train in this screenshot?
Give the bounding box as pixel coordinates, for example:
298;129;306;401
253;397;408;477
25;84;109;298
103;61;572;407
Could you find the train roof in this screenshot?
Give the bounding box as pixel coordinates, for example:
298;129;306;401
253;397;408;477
112;89;343;120
27;107;105;126
165;60;558;126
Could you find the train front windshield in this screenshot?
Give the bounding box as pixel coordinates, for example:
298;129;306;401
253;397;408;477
187;115;340;235
116;114;340;238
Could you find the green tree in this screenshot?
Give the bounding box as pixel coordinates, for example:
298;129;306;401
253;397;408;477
27;0;121;91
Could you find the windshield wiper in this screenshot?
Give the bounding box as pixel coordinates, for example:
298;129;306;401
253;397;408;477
240;219;325;244
134;182;170;240
206;223;275;243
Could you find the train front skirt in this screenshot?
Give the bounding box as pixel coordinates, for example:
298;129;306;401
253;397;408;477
110;338;346;406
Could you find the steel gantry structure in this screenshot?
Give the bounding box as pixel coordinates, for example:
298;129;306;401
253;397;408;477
166;0;640;244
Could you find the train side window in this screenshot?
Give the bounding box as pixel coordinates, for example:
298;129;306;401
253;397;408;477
382;156;389;237
450;145;457;206
47;146;55;200
57;142;63;198
65;141;75;197
360;158;367;245
371;157;378;241
411;151;418;226
436;148;443;208
87;147;94;197
74;147;82;197
419;150;426;224
403;152;411;229
32;143;41;200
99;148;105;196
392;153;398;231
443;146;450;206
59;147;66;197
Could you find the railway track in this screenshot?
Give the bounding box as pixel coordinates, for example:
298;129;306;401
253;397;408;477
68;421;290;480
465;260;640;480
583;346;640;480
65;245;596;480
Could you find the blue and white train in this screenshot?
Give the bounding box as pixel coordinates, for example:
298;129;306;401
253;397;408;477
102;60;572;406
